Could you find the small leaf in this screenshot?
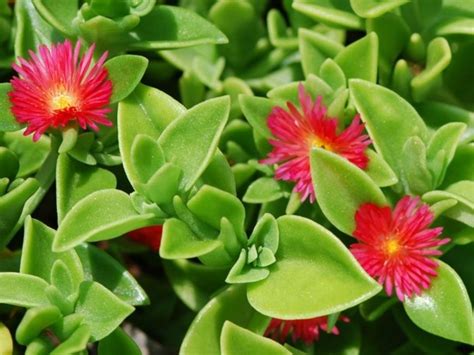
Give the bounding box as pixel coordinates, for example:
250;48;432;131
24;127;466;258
365;149;398;187
50;325;90;354
239;95;273;139
75;244;149;306
226;250;270;284
320;59;346;91
247;216;381;319
404;261;474;345
311;148;386;235
180;285;269;355
243;177;286;204
16;305;61;345
98;327;141;355
350;0;409;18
401;136;433;195
145;163;182;206
75;281;134;341
54;190;159;252
0;273;49;308
105;55;149;103
159;96;230;190
350;79;428;177
130;134;166;184
0;83;21;132
221;321;291;355
335;33;378;83
160;218;220;260
163;259;227;312
292;1;363;29
248;214;279;254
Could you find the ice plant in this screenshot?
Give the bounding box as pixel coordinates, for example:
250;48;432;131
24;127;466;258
127;225;164;252
9;40;112;141
265;316;349;345
350;196;450;301
261;84;371;202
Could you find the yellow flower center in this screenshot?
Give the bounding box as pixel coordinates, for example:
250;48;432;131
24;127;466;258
51;92;76;111
384;238;401;256
311;136;333;151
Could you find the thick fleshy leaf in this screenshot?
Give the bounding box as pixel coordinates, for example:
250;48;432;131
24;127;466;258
0;322;13;355
0;147;19;180
75;281;134;341
239;95;273;139
247;216;381;319
158;96;230;190
0;84;20;132
433;17;474;36
75;244;149;306
200;151;236;196
16;305;62;345
292;1;363;29
443;144;474;187
31;0;77;35
118;84;185;189
401;136;433;195
267;9;298;49
350;79;428;177
221;321;291;355
50;325;90;354
404;262;474;345
129;5;228;50
163;259;228;312
20;217;84;291
310;148;386;235
98;327;141;355
320;59;346;91
0;273;49;308
180;285;269;355
54;189;159;252
105;55;149;103
350;0;408;18
243;177;286;204
56;153;117;223
365;149;398;187
334;33;378;83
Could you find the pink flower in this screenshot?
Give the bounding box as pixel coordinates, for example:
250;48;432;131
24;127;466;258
9;40;112;141
350;196;450;301
127;225;163;252
265;316;349;345
261;84;370;203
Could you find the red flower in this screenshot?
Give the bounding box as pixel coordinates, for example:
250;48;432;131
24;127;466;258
9;40;112;141
350;196;450;301
265;316;349;345
261;84;370;203
127;225;163;252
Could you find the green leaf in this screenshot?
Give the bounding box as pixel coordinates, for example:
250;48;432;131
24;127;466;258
411;38;451;102
350;0;409;18
0;147;19;180
158;96;230;191
145;163;182;206
0;84;20;132
293;1;363;29
56;153;117;223
98;327;141;355
443;144;474;187
67;132;96;165
404;261;474;345
239;95;273;139
334;33;378;82
31;0;77;36
75;281;134;341
221;321;291;355
0;322;13;355
118;84;185;189
267;9;298;49
320;59;346;91
75;244;149;306
16;305;62;345
247;216;381;318
20;217;84;292
54;189;159;252
243;177;286;204
129;5;228;50
105;55;149;103
310;148;386;235
433;17;474;36
365;149;398;187
248;214;279;254
181;285;269;355
163;258;227;312
401;136;433;195
226;250;270;284
50;325;90;354
160;218;220;260
188;185;245;238
350;79;428;177
200;151;236;196
298;28;344;76
0;273;49;308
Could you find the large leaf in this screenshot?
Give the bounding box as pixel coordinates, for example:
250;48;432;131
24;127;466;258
56;153;117;223
180;285;269;355
75;281;134;341
75;244;149;306
128;5;228;50
247;216;381;319
404;262;474;345
0;273;49;308
158;96;230;190
54;189;159;252
310;148;386;235
31;0;77;36
20;217;84;291
350;79;428;177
